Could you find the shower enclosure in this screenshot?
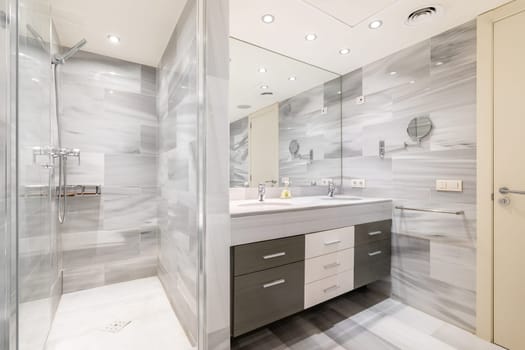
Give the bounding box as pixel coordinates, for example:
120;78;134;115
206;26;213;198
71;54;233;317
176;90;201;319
0;0;230;349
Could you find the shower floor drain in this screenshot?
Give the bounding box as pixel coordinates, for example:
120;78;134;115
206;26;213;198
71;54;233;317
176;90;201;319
102;320;132;333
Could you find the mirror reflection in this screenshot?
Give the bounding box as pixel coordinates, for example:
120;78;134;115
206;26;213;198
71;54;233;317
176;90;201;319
407;115;433;142
229;39;341;188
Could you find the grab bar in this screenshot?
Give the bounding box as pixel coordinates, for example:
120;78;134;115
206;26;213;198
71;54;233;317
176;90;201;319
395;206;464;215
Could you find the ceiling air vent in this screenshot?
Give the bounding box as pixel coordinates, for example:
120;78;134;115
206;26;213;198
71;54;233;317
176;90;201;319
406;5;443;26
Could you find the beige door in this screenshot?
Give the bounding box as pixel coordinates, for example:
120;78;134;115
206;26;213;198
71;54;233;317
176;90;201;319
493;9;525;350
249;103;279;187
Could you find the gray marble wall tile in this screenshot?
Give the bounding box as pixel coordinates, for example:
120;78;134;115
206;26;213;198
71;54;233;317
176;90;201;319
157;0;200;344
279;78;342;187
341;20;478;332
59;51;159;293
230;117;249;187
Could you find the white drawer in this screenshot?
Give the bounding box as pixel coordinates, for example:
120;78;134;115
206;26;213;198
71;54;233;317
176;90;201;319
305;226;355;258
304;270;354;309
305;248;354;284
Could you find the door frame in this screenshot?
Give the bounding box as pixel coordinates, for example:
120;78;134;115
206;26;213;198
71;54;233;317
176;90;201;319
476;0;525;342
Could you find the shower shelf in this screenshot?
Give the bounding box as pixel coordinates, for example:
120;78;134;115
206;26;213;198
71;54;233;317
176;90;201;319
23;184;102;198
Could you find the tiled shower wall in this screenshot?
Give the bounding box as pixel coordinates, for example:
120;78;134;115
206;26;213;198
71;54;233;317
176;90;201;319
341;21;477;331
58;51;158;293
230;117;249;187
157;0;200;343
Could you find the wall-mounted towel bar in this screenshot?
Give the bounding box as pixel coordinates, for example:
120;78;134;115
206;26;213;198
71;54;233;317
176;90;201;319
395;206;464;215
23;185;102;198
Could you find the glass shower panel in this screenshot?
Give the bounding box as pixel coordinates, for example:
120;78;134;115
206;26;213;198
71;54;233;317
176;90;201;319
17;0;60;349
1;0;15;348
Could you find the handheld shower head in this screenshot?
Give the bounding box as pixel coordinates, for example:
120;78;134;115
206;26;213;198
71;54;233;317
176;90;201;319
52;38;87;65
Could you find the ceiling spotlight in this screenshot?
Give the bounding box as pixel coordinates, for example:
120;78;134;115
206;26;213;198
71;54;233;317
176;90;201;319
389;71;398;76
260;85;269;89
262;14;275;24
107;34;120;44
288;76;296;81
337;91;342;95
435;61;444;66
409;80;416;84
339;48;351;55
305;33;317;41
258;67;267;73
369;20;383;29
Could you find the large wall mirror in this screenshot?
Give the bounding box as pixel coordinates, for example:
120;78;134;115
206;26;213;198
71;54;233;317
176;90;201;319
229;38;341;188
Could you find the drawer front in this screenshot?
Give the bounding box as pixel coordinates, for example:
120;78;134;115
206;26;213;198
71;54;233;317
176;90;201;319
305;226;355;259
354;239;391;289
304;269;354;309
233;261;304;337
305;248;354;284
233;235;305;276
354;220;392;246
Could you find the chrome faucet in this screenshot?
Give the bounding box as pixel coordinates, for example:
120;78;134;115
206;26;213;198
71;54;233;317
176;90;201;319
258;183;266;202
328;182;336;198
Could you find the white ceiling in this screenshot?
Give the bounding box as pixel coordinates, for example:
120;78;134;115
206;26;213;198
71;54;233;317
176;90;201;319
230;0;513;75
51;0;187;67
229;38;338;121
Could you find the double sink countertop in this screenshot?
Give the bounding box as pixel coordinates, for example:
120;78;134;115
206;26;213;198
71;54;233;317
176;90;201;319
229;196;393;246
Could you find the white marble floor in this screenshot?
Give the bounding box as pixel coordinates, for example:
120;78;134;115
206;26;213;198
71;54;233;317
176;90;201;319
45;277;194;350
232;288;504;350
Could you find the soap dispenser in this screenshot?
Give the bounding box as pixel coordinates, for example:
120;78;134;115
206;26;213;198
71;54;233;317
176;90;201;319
280;178;292;199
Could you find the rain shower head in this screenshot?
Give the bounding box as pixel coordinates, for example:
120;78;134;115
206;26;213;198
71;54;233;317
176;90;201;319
52;38;87;65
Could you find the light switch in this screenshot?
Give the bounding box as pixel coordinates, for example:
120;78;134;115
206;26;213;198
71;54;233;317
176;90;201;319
436;179;463;192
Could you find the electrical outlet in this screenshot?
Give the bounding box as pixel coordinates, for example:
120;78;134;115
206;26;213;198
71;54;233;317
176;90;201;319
320;178;333;186
350;179;366;188
436;179;463;192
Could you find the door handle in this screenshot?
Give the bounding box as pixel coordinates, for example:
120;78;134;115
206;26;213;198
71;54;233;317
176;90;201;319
263;279;285;289
499;187;525;195
263;252;286;260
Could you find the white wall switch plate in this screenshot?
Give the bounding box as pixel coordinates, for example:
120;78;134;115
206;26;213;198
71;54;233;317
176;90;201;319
350;179;366;188
436;179;463;192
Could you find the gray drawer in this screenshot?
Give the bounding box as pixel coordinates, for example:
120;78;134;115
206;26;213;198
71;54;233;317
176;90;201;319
233;235;305;276
355;220;392;246
354;239;391;289
233;261;304;337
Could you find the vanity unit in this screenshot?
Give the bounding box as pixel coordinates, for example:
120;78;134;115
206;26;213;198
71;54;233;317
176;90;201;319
230;197;392;337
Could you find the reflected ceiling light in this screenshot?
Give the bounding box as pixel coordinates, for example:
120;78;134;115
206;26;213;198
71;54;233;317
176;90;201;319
305;33;317;41
260;84;269;89
369;20;383;29
107;34;120;44
337;91;342;95
258;67;267;73
31;78;40;83
339;48;351;55
409;80;416;84
262;14;275;24
288;76;296;81
389;71;398;76
435;61;444;66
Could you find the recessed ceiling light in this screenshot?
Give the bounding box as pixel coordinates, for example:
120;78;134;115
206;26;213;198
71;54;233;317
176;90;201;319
31;78;39;83
339;48;351;55
409;80;416;84
369;20;383;29
337;91;342;95
258;67;267;73
389;71;398;76
435;61;444;66
288;76;296;81
261;14;274;24
108;90;114;94
107;34;120;44
260;85;269;89
305;33;317;41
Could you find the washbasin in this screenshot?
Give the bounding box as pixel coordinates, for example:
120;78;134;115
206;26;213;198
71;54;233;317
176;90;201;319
237;201;294;207
321;196;363;201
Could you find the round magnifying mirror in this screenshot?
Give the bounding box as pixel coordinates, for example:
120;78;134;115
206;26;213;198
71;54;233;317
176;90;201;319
289;139;300;158
407;115;433;142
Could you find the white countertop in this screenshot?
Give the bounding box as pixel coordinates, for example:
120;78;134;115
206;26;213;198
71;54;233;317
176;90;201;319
230;196;392;218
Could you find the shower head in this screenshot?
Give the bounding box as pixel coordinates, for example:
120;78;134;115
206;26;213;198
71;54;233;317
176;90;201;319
52;38;87;65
